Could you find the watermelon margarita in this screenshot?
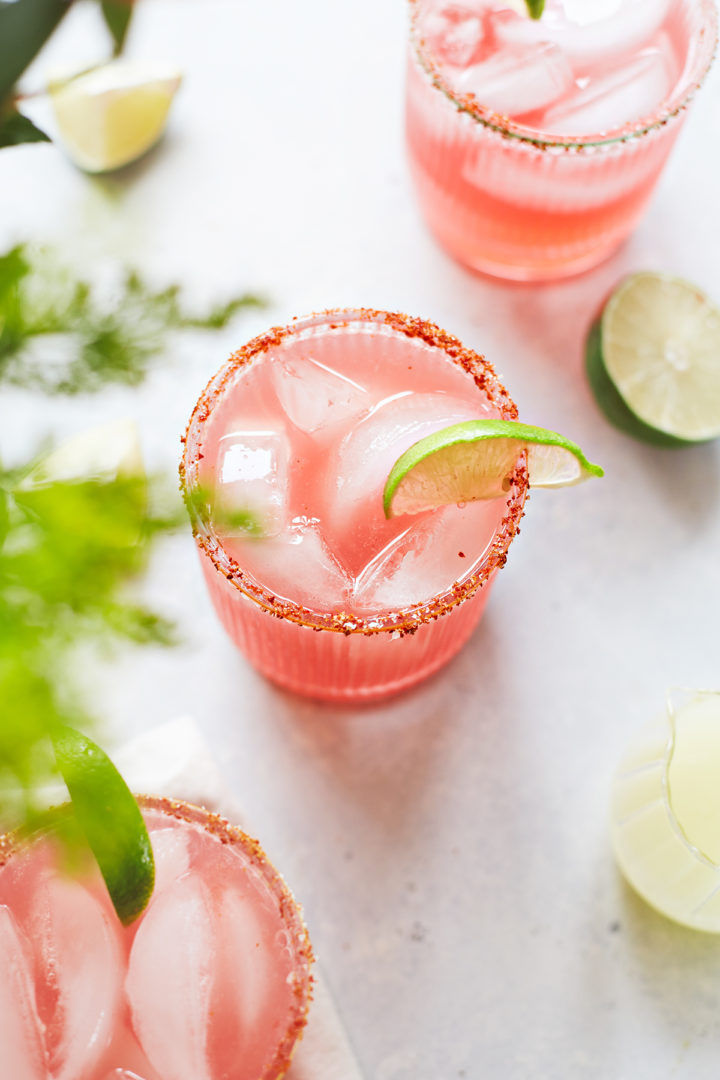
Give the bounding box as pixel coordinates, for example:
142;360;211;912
0;796;313;1080
181;309;528;701
406;0;717;279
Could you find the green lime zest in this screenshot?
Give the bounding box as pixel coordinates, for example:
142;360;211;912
52;725;155;926
524;0;545;18
383;419;603;519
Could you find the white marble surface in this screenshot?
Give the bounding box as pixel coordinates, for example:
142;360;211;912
3;2;720;1077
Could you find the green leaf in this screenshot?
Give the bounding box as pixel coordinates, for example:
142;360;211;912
0;109;51;149
524;0;545;17
0;244;30;301
100;0;133;56
0;0;73;103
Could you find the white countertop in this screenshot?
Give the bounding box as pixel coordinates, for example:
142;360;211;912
3;2;720;1077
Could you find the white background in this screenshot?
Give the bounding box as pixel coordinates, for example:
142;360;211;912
3;2;720;1077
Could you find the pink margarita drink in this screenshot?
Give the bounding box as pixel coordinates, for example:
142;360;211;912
406;0;717;280
181;309;528;702
0;796;314;1080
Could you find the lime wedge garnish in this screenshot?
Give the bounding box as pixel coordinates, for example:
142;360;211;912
52;726;155;926
590;273;720;446
50;60;182;173
383;419;602;518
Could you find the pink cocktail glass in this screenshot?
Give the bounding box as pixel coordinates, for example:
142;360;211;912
406;0;717;280
0;795;314;1080
181;309;528;702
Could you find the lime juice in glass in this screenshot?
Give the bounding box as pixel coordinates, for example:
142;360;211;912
181;309;529;702
406;0;717;280
0;796;314;1080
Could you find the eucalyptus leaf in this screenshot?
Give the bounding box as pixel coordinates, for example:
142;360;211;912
100;0;134;56
0;0;73;104
0;109;51;149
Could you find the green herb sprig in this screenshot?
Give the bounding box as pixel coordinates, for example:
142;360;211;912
525;0;545;17
0;244;265;393
0;464;180;823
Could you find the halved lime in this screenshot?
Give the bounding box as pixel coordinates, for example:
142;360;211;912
50;60;182;173
589;273;720;446
383;419;602;518
52;726;155;925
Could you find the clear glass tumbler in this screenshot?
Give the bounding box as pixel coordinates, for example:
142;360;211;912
405;0;717;281
180;308;528;702
0;795;314;1078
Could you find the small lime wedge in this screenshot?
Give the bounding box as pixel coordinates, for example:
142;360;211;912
50;60;182;173
383;419;602;518
591;273;720;446
52;726;154;925
28;418;144;484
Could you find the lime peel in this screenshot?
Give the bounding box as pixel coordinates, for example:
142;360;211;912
596;272;720;445
52;725;155;926
383;419;603;518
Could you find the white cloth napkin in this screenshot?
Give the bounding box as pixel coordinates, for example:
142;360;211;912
113;716;364;1080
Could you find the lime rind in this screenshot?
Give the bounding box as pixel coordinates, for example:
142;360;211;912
599;272;720;444
585;320;688;448
383;419;602;518
52;726;155;926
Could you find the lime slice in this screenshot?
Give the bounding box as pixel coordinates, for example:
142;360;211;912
28;418;144;484
591;273;720;445
383;419;602;518
52;725;155;925
50;60;182;173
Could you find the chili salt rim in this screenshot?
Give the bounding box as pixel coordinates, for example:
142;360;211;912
408;0;718;150
179;307;529;636
0;795;315;1080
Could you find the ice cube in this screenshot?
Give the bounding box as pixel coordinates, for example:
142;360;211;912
206;889;278;1079
0;905;46;1080
453;41;574;117
270;355;369;435
214;427;289;538
326;390;492;575
126;874;215;1080
491;0;672;73
237;520;352;610
103;1072;149;1080
540;47;673;135
28;875;124;1080
419;5;487;69
353;500;505;612
148;827;191;895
